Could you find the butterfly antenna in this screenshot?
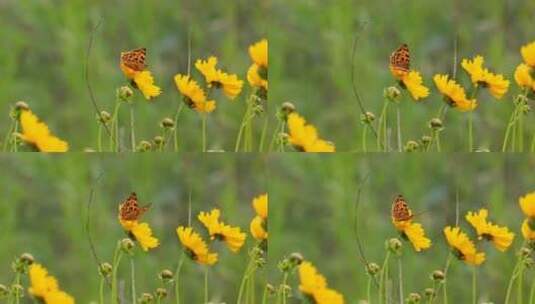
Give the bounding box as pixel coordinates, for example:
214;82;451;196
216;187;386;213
84;171;111;287
352;172;379;286
350;21;381;147
84;18;111;137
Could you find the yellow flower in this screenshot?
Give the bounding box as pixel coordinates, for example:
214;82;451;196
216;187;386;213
252;193;268;219
247;64;268;90
249;39;268;68
519;191;535;218
176;226;218;265
120;61;161;101
19;110;69;152
198;209;246;253
443;226;485;265
521;41;535;67
465;209;514;251
28;264;75;304
287;112;335;152
392;219;431;252
119;219;160;251
298;261;327;296
298;261;345;304
174;74;216;113
521;219;535;240
514;64;535;90
133;71;162;100
195;57;244;99
461;55;509;99
433;74;477;112
400;71;429;101
250;216;268;241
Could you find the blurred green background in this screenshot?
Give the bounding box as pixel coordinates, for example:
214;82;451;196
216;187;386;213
269;154;535;303
0;0;267;151
0;154;267;303
271;0;535;151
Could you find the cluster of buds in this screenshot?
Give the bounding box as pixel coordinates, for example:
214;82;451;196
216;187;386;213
386;238;403;256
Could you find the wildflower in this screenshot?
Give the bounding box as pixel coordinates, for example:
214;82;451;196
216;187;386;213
119;49;161;100
247;39;268;90
433;74;477;111
195;56;243;99
247;64;268;90
28;264;75;304
465;208;514;251
522;219;535;240
19;110;69;152
298;261;344;304
443;226;485;265
251;216;268;241
252;193;268;219
176;226;218;265
287;112;335;152
174;74;216;113
521;41;535;67
519;191;535;218
119;219;160;251
399;71;430;101
514;64;535;91
251;193;268;241
461;55;509;99
392;219;431;252
198;209;246;253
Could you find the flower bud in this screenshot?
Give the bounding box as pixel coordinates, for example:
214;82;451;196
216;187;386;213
160;118;175;129
155;288;167;299
20;253;34;265
387;238;403;255
138;140;153;152
99;263;113;277
429;118;443;131
15;101;30;111
0;284;8;298
139;292;154;304
520;247;532;257
384;86;401;102
424;288;435;299
404;140;420;152
117;86;134;102
266;283;276;295
10;284;23;298
279;102;296;120
421;135;432;145
431;270;445;282
121;238;135;254
153;136;165;146
407;292;421;303
98;111;111;124
159;269;174;282
366;262;380;276
360;111;376;124
289;252;304;266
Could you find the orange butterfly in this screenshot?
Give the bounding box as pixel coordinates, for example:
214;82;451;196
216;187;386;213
119;192;151;221
391;194;413;222
120;48;147;72
389;44;410;77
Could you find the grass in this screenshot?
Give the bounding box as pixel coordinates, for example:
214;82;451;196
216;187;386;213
269;154;535;303
0;154;267;303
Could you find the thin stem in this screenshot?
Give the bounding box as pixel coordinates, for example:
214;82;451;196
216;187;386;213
204;267;209;304
379;251;391;304
367;276;372;304
268;120;283;152
174;254;186;304
468;110;473;152
518;263;524;304
235;93;255;152
502;105;520;152
110;101;121;152
472;266;477;304
173;102;185;152
258;113;269;152
97;124;103;152
377;101;389;151
201;114;207;152
261;284;269;304
2;117;15;152
398;258;403;304
130;104;136;151
11;121;19;152
529;269;535;304
281;273;289;304
362;124;368;152
131;257;136;304
111;242;123;304
505;247;524;304
396;105;402;152
99;277;105;304
236;255;256;304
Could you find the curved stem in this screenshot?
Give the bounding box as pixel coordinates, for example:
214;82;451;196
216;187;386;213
111;242;123;304
174;254;186;304
236;256;256;304
173;102;184;152
379;251;391;304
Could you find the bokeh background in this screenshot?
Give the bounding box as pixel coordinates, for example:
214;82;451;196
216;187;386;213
0;154;268;303
271;0;535;151
0;0;267;151
269;154;535;303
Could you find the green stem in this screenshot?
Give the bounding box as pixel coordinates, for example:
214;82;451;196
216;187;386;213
472;266;477;304
130;105;136;151
258;113;269;152
505;260;521;304
11;121;19;152
99;277;105;304
362;124;368;152
110;102;121;152
367;276;372;304
97;124;103;152
268;120;283;152
379;251;391;304
529;269;535;304
173;102;184;152
131;257;136;304
236;256;256;304
175;254;186;304
468;111;473;152
204;267;209;304
201;114;207;152
11;272;21;304
518;263;525;304
2;117;15;152
234;94;255;152
111;242;124;304
261;284;269;304
502;105;520;152
398;258;403;304
396;105;402;152
518;108;525;152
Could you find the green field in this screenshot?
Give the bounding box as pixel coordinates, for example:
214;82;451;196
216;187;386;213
271;0;535;152
269;154;535;303
0;154;267;303
0;0;267;152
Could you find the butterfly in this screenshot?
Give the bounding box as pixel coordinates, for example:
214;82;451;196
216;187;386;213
120;48;147;72
391;194;413;222
119;192;151;221
389;44;410;74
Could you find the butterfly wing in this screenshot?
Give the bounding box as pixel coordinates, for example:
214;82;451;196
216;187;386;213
119;192;142;221
121;48;147;71
389;44;410;73
392;194;413;222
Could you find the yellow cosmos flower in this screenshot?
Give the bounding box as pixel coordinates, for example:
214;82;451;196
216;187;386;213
514;64;535;91
465;209;514;252
120;62;161;100
198;209;246;253
176;226;218;265
19;110;69;152
287;112;335;152
521;219;535;240
443;226;485;266
461;55;509;99
519;191;535;218
298;261;345;304
28;264;75;304
195;56;243;99
249;39;268;68
174;74;216;113
392;219;431;252
400;71;429;101
521;41;535;67
252;193;268;219
119;219;160;251
250;216;268;241
247;64;268;90
433;74;477;112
